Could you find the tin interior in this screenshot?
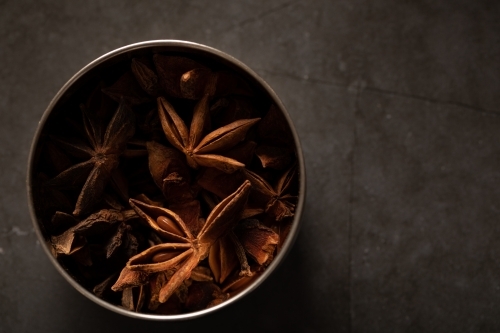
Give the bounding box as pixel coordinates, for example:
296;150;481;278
26;40;306;320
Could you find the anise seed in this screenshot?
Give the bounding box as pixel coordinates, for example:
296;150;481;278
156;216;183;236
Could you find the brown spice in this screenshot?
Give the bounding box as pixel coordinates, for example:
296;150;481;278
48;100;136;216
33;52;300;314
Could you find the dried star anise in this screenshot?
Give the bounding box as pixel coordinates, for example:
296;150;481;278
244;163;298;221
235;219;279;266
209;232;251;284
49;100;135;216
112;180;251;303
158;95;260;173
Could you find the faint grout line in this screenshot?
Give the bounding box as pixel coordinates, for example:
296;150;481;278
255;68;346;89
220;0;300;33
363;86;500;116
347;82;362;333
257;69;500;116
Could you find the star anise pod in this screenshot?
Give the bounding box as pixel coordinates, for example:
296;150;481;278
158;95;260;173
50;208;137;256
49;100;135;216
234;219;279;266
244;163;298;221
105;222;137;259
153;54;253;100
197;168;265;221
112;180;251;303
147;269;192;311
154;55;209;99
201;192;252;284
131;58;159;96
208;231;252;284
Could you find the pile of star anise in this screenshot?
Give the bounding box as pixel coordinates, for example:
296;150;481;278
32;53;299;314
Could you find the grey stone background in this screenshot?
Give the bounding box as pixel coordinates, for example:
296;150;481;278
1;0;499;332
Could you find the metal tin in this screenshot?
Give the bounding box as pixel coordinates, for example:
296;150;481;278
26;40;306;320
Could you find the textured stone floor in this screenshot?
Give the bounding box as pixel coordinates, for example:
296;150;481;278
1;1;499;332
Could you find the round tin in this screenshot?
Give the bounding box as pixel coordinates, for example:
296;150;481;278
26;40;306;320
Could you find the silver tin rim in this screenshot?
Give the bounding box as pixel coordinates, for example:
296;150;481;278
26;40;306;321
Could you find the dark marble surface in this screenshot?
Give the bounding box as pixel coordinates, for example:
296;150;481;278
1;0;499;332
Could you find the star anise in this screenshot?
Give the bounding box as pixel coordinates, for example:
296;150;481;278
145;140;252;285
49;99;135;216
201;192;252;284
158;95;260;173
208;232;249;284
207;211;279;285
154;55;208;99
112;180;251;303
234;219;279;266
244;163;298;221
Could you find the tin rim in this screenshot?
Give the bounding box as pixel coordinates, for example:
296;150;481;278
26;40;306;320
